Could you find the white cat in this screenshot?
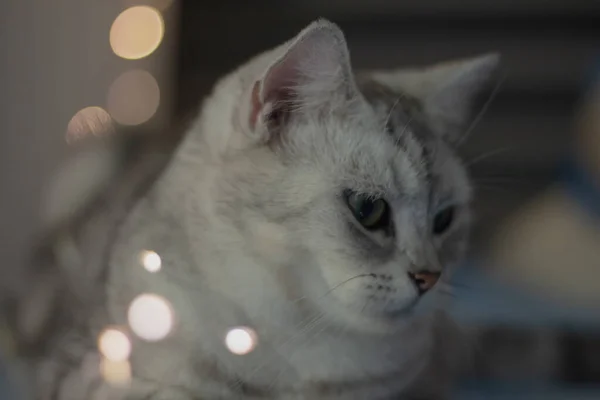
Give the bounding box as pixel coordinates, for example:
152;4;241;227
10;19;498;400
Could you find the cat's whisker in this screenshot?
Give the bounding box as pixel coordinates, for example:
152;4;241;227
441;279;473;291
395;114;414;148
284;273;371;315
471;174;537;194
265;316;332;392
360;297;371;315
473;175;536;186
472;176;538;196
321;273;372;298
437;288;458;299
239;312;327;391
286;313;325;347
382;95;404;133
464;146;515;168
472;184;515;196
456;71;507;148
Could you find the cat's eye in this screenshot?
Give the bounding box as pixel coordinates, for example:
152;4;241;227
345;191;391;231
433;206;455;235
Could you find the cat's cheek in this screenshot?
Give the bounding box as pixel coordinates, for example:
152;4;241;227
317;261;419;318
436;225;470;269
246;219;292;265
370;276;420;315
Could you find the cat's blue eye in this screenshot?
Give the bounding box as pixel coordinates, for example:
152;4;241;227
345;190;391;231
433;206;455;235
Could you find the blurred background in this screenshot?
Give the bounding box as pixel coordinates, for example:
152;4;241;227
1;0;600;399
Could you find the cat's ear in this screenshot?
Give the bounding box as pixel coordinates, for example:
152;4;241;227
368;53;500;142
246;19;355;140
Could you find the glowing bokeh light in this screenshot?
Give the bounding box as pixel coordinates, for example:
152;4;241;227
128;293;173;342
97;328;132;362
100;359;132;387
110;6;164;60
66;106;113;144
225;327;258;355
107;70;160;126
140;250;161;273
124;0;175;11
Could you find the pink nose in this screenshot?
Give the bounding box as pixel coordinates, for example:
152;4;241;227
408;271;440;293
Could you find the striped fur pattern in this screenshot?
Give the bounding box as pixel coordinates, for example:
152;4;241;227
7;20;498;399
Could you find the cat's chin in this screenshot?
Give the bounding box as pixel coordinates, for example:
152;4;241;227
342;310;430;337
368;301;426;327
317;294;426;335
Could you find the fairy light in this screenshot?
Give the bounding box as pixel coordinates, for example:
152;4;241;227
124;0;175;11
107;69;160;126
97;328;132;362
110;6;164;60
100;358;132;387
66;106;113;144
225;327;258;355
140;250;161;273
128;294;174;342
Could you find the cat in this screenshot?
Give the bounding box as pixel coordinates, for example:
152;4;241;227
6;19;498;400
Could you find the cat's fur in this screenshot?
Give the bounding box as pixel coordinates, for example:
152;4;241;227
8;19;498;399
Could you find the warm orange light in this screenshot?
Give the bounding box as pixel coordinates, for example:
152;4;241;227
107;70;160;126
66;106;112;144
225;327;258;355
100;359;132;387
98;328;132;362
128;293;174;342
139;250;162;273
110;6;164;60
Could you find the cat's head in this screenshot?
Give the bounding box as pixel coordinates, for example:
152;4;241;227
181;19;498;329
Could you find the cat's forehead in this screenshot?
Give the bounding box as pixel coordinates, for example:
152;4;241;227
306;100;426;197
285;76;468;204
357;77;432;144
317;77;469;203
352;79;434;188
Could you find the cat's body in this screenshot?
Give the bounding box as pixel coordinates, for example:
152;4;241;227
8;20;498;399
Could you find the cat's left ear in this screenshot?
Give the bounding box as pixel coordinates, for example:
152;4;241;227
368;53;500;142
247;19;356;139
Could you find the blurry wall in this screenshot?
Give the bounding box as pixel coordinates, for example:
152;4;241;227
0;0;178;291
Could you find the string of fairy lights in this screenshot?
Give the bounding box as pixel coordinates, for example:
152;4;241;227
61;1;258;387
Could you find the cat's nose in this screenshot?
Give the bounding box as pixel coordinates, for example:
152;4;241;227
406;241;442;273
408;271;440;294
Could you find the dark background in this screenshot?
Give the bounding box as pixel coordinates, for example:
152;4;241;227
174;0;600;249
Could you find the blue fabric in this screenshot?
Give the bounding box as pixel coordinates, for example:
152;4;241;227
444;153;600;330
560;158;600;221
583;54;600;89
445;261;600;331
0;357;16;399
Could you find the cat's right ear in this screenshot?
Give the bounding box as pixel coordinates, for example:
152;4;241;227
364;54;500;143
242;19;355;142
